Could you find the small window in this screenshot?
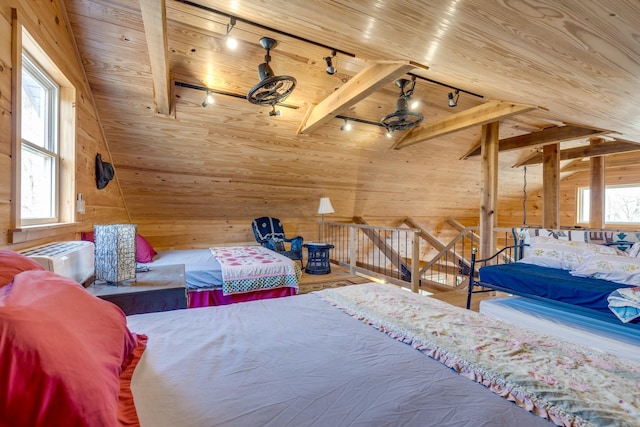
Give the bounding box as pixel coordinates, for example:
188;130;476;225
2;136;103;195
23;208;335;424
21;53;59;224
577;185;640;224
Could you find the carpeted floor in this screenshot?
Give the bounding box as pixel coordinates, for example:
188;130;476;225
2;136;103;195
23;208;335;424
297;280;361;295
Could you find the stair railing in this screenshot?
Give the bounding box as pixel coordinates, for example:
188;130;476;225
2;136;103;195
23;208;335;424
321;221;421;292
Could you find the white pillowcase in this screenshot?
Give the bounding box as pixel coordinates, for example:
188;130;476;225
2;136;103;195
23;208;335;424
570;253;640;286
518;236;621;271
627;242;640;258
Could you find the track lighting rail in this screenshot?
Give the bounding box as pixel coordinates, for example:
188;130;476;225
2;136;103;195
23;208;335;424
175;81;299;109
408;73;483;99
175;0;356;58
177;1;483;102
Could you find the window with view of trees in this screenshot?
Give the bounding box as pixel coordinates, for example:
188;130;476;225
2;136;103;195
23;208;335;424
578;185;640;224
21;53;59;224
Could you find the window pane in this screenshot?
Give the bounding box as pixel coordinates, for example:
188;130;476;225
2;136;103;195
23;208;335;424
21;70;47;148
578;188;590;223
21;147;54;219
605;186;640;223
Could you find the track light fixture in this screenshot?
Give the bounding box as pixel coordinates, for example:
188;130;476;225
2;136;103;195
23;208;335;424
340;118;352;131
324;50;337;75
448;89;460;107
201;90;214;107
225;17;238;49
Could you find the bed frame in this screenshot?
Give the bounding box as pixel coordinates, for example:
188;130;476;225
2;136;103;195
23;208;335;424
465;231;640;330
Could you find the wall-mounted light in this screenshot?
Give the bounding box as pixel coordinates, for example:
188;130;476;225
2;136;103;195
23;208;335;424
225;17;238;49
324;49;337;75
340;118;352;131
202;90;214;107
448;89;460;107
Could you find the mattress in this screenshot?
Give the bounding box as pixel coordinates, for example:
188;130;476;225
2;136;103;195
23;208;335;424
142;249;223;289
480;296;640;363
478;262;631;313
127;288;554;427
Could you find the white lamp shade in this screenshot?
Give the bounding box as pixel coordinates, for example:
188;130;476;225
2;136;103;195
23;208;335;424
317;197;335;215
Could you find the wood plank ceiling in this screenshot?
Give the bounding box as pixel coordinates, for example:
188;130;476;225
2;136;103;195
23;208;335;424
64;0;640;224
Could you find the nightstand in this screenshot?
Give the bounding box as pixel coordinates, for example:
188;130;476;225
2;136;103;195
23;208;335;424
86;264;187;315
304;243;335;274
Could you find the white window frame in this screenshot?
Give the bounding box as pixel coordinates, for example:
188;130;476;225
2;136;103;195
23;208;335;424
11;23;76;242
20;52;60;225
577;185;640;225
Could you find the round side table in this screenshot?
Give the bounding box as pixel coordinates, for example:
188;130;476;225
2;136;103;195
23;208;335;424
303;243;335;274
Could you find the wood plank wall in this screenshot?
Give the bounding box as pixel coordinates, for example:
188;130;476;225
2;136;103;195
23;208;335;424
2;0;639;253
496;155;640;230
0;0;128;250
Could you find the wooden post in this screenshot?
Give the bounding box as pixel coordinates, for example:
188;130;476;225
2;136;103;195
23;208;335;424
589;138;606;229
542;144;560;228
411;231;420;293
349;227;357;275
480;122;499;259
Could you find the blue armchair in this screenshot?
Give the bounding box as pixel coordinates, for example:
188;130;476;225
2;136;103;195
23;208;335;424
252;217;304;266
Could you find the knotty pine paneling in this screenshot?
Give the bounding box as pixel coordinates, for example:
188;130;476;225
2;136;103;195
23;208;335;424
59;0;640;251
0;0;129;249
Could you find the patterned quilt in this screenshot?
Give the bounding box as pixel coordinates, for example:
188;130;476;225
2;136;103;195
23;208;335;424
317;283;640;427
210;246;302;295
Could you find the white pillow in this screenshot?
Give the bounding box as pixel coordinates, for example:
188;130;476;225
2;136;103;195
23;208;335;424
570;253;640;286
531;236;620;254
627;242;640;258
519;236;620;270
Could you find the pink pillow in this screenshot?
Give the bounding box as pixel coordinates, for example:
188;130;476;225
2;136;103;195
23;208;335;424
0;250;45;287
0;270;142;426
136;234;157;263
82;231;157;263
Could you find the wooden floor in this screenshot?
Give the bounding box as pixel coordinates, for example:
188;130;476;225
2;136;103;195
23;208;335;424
302;264;498;311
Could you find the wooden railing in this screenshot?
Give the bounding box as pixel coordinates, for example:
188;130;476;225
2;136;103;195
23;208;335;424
322;221;421;292
320;220;524;294
417;227;518;290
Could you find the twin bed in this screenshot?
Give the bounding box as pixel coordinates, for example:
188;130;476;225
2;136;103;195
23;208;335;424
467;228;640;365
2;248;639;426
81;231;302;307
140;245;302;307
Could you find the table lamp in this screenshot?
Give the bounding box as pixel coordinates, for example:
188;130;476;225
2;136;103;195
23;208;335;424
94;224;137;285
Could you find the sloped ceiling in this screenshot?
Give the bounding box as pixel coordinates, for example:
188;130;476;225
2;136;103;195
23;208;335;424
64;0;640;222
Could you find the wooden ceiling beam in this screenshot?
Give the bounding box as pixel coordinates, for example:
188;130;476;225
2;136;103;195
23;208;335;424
140;0;171;115
561;151;640;172
297;60;426;135
514;139;640;167
391;100;538;151
461;124;612;159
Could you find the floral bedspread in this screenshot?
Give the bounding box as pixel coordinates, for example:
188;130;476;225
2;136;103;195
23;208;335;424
210;246;301;295
317;283;640;427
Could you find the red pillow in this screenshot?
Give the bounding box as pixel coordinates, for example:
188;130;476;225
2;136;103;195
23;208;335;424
0;270;142;426
81;230;94;242
0;250;45;287
82;231;157;263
